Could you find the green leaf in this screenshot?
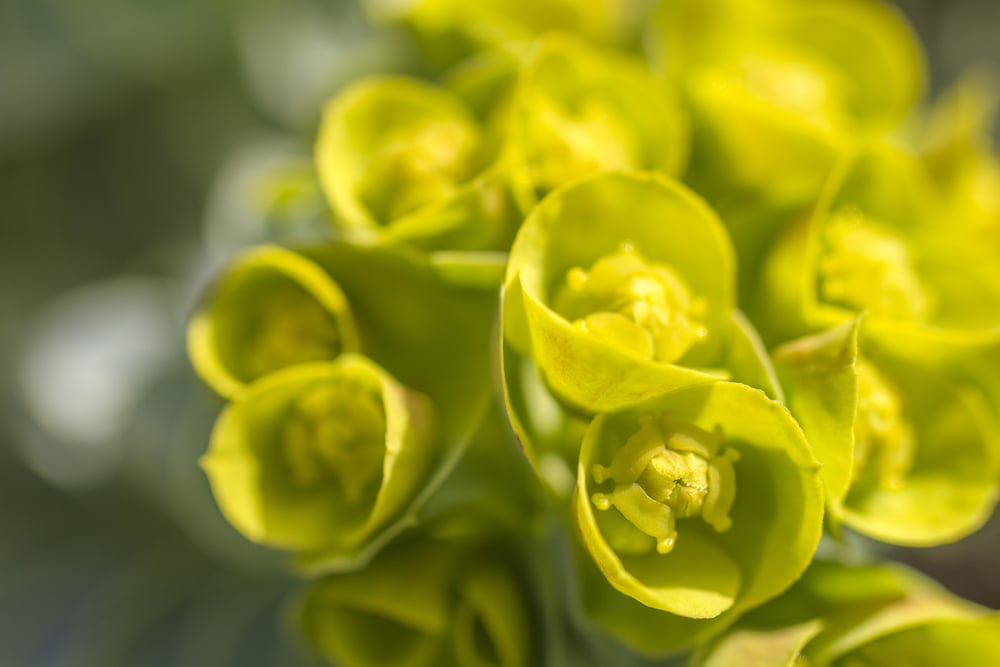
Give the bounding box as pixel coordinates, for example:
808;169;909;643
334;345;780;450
188;245;358;399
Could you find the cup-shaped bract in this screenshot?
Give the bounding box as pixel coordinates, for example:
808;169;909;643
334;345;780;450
503;34;688;201
188;246;358;398
504;171;778;415
761;142;1000;346
572;381;823;653
300;538;536;667
651;0;924;202
691;561;1000;667
774;320;1000;546
201;355;436;553
316;76;518;251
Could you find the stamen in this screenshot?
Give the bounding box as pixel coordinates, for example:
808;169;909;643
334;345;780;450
590;414;737;554
283;379;386;503
819;210;932;321
553;244;710;364
852;360;915;493
245;289;340;380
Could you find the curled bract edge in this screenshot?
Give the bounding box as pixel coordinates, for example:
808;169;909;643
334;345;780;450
188;245;358;399
201;355;436;554
571;381;823;653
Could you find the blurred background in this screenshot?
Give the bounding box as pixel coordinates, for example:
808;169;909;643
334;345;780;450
1;1;997;665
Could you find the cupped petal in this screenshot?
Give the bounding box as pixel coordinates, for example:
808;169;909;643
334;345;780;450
188;245;358;398
775;319;1000;545
839;341;1000;546
201;356;435;552
504;171;746;413
573;382;823;625
693;561;994;667
316;76;519;250
505;34;688;196
299;537;538;667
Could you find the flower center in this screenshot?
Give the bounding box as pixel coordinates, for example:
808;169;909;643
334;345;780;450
819;210;932;321
851;360;915;493
591;413;739;554
524;97;639;192
361;118;480;222
244;288;341;380
283;379;387;503
553;243;708;363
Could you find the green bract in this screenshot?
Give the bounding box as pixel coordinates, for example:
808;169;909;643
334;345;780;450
315;76;517;250
572;382;823;653
201;356;435;552
762;142;1000;346
774;320;1000;545
503;170;778;415
652;0;924;202
691;561;1000;667
188;245;358;398
502;34;688;200
300;537;536;667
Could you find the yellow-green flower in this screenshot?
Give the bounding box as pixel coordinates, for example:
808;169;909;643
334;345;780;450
761;142;1000;346
570;381;823;654
201;356;436;553
774;319;1000;546
503;171;779;415
650;0;924;202
316;76;518;251
692;561;1000;667
188;245;358;398
300;537;536;667
502;34;688;201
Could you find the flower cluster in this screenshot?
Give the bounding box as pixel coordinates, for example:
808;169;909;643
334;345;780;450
189;0;1000;664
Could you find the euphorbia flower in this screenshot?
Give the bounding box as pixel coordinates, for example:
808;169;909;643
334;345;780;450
188;245;358;398
774;319;1000;545
503;170;780;415
760;142;1000;346
299;537;537;667
201;356;436;553
691;560;1000;667
570;381;823;653
315;76;519;250
649;0;924;203
500;34;688;202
